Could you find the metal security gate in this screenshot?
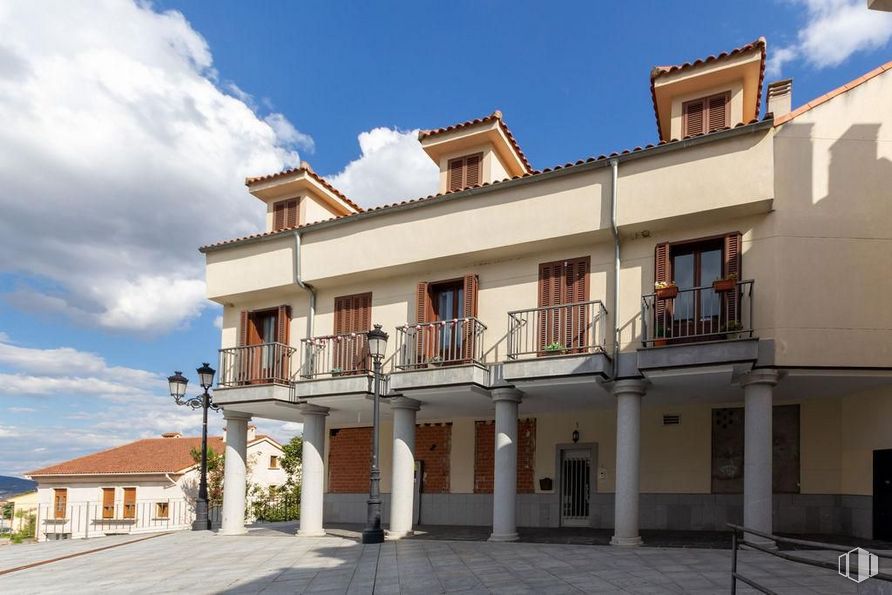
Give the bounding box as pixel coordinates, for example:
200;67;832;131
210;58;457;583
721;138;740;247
560;448;591;526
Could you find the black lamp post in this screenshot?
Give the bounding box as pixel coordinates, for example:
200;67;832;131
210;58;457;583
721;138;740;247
168;363;219;531
361;324;388;544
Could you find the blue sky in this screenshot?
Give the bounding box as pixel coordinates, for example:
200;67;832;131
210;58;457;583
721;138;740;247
1;0;891;476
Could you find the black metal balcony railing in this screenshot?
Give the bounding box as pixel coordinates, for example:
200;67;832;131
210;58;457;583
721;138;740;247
218;343;296;387
507;300;608;359
299;333;370;379
395;317;487;370
641;280;754;347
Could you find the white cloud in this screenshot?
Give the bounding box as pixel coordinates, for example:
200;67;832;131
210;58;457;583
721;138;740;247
213;315;223;329
0;0;311;334
769;0;892;76
328;128;439;208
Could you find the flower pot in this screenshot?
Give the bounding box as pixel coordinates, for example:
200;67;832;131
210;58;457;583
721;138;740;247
653;338;668;347
655;285;678;300
712;278;736;293
539;477;553;491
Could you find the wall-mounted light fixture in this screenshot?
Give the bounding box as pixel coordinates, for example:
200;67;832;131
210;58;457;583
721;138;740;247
572;423;580;443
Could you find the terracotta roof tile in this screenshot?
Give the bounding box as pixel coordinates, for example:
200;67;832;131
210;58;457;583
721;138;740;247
200;117;772;252
650;38;767;141
27;435;270;476
245;162;363;213
418;110;534;174
773;60;892;126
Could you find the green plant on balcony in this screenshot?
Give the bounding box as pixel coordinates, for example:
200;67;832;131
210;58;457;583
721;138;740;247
426;355;443;367
545;342;566;354
653;324;669;347
722;320;745;339
330;367;343;377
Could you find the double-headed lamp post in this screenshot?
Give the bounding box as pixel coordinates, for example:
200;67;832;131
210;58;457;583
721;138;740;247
168;363;219;531
362;324;388;544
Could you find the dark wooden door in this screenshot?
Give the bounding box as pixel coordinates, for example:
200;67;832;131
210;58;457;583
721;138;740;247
671;241;722;339
431;281;464;361
874;449;892;540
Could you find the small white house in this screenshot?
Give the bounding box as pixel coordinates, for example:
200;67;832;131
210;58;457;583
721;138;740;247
27;427;287;540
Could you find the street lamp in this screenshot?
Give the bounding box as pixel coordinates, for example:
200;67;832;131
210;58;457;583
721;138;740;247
362;324;388;544
168;363;220;531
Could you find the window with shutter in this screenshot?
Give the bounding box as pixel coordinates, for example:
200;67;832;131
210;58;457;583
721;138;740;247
683;92;730;137
53;488;67;520
537;257;590;353
123;487;136;519
333;293;372;374
272;199;299;231
447;153;484;192
102;487;115;519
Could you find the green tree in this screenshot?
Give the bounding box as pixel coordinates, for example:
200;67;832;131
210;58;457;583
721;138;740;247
280;436;303;488
190;446;225;506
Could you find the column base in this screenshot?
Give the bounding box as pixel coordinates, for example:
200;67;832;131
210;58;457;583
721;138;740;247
297;529;326;537
218;528;248;536
610;535;643;546
488;532;519;542
386;530;414;539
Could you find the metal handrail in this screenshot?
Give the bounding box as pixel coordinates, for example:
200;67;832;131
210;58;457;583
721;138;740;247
641;279;754;347
217;342;296;387
395;317;487;370
728;523;892;594
299;332;371;379
507;300;607;360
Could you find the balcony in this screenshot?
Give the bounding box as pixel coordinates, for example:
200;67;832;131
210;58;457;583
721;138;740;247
638;280;759;372
218;343;296;387
394;317;487;370
501;301;612;386
507;300;608;360
299;333;370;379
389;317;490;394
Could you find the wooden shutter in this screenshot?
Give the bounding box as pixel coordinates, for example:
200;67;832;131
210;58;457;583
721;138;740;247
285;199;298;228
683;99;704;136
275;305;291;345
654;242;671;330
415;282;432;364
448;158;464;192
238;310;249;347
465;154;481;187
334;293;372;373
273;199;298;231
564;257;590;351
461;274;479;360
708;94;729;131
538;261;561;352
123;487;136;519
724;232;742;323
102;487;115;519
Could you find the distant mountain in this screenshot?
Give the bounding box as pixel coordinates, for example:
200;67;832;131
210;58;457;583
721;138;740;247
0;476;36;499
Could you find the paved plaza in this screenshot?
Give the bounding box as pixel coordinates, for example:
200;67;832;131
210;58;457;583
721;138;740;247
0;525;883;594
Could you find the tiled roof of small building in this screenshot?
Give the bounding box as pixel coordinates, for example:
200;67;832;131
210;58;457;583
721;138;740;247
27;435;270;476
649;38;767;141
245;162;363;213
418;110;534;174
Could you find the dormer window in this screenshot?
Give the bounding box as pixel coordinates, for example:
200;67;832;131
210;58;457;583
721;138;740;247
448;153;482;192
683;92;730;137
272;198;298;231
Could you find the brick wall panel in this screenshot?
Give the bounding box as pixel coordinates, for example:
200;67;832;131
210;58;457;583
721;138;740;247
474;418;536;494
416;423;451;493
328;427;371;493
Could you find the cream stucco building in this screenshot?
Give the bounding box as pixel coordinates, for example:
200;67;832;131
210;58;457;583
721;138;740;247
202;39;892;544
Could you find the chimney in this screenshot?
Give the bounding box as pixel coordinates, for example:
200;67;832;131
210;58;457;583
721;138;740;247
767;79;792;118
161;432;181;439
248;424;257;442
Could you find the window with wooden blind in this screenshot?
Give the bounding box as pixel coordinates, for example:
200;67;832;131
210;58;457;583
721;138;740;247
269;455;279;469
53;488;67;520
155;502;169;519
237;305;291;384
415;274;479;363
332;292;372;375
122;487;136;519
537;257;590;353
447;153;482;192
102;487;115;519
682;92;730;137
272;198;299;231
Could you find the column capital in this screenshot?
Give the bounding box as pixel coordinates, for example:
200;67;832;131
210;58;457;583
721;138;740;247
739;369;781;388
300;404;330;417
612;378;647;398
389;396;421;411
491;386;522;403
221;409;252;421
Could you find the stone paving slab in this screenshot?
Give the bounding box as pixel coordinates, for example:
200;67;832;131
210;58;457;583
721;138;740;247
0;526;883;594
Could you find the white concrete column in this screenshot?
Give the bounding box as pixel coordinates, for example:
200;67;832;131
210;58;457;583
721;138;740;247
220;410;252;536
388;396;420;538
611;379;647;546
489;386;523;542
298;405;329;537
741;369;780;542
